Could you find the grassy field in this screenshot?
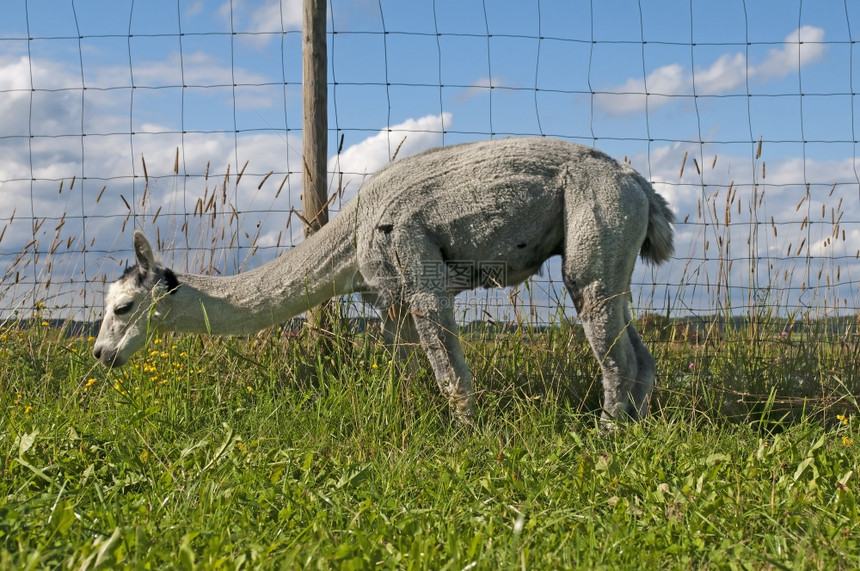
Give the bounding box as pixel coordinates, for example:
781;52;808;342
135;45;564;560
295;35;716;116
1;130;857;568
1;308;858;570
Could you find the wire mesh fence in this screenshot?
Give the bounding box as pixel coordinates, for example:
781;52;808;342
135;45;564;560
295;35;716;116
0;0;858;326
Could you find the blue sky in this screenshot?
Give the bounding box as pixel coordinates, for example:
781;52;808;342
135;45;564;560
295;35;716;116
0;0;859;321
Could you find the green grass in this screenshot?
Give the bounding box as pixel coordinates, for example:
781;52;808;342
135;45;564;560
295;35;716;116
1;313;859;569
2;139;857;568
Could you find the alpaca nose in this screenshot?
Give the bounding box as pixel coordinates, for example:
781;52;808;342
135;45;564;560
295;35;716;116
92;346;102;360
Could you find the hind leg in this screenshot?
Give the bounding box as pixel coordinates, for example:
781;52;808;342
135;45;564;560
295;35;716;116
569;282;641;421
623;303;655;418
564;276;655;421
562;241;651;420
562;180;655;420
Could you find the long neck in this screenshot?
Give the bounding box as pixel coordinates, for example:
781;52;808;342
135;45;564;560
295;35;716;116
161;212;359;335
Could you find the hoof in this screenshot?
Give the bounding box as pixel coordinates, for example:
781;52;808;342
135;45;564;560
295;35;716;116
453;397;475;426
598;416;620;435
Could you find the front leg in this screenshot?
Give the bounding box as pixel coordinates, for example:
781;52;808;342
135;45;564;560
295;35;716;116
408;290;475;423
358;229;474;423
361;293;422;374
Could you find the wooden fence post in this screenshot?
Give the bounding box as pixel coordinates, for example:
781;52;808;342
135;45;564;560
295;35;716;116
302;0;332;336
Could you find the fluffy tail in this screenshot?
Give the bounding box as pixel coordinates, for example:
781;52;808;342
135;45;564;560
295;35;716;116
633;172;675;265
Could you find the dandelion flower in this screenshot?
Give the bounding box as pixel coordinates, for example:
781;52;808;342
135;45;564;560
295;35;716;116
842;436;854;446
837;414;849;426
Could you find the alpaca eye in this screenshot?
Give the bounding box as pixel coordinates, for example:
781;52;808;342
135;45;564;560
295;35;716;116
114;302;134;316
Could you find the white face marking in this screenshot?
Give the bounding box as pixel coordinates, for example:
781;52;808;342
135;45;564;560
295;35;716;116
93;230;177;367
92;275;153;367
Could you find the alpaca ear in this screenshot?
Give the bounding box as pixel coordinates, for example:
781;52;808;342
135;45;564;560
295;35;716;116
132;230;157;275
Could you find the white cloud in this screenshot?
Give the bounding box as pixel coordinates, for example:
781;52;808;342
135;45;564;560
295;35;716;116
330;113;452;201
695;53;747;94
597;64;686;115
456;76;506;103
755;25;826;81
253;0;303;31
0;56;33;91
185;1;205;18
597;26;826;116
220;0;303;47
125;51;271;87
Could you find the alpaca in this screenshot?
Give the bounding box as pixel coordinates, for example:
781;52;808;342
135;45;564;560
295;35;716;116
93;137;674;422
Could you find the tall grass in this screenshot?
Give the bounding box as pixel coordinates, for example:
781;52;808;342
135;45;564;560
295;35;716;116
1;145;858;567
1;316;858;568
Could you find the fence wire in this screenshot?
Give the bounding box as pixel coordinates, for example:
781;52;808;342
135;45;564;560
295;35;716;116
0;0;858;325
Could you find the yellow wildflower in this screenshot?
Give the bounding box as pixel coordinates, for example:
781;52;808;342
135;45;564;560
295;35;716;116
837;414;849;426
842;436;854;446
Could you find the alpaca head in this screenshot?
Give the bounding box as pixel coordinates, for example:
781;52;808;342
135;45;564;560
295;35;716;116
92;231;179;367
